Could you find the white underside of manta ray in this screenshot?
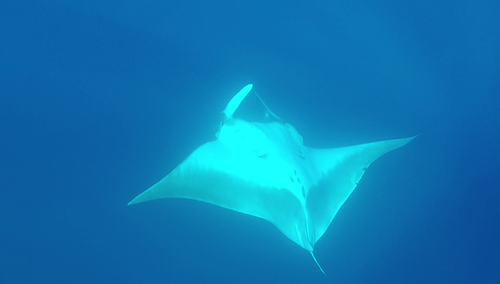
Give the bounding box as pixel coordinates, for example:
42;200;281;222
128;84;415;274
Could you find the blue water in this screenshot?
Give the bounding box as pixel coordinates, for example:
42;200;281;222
1;1;499;283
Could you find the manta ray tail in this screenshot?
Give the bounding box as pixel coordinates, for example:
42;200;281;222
310;251;327;276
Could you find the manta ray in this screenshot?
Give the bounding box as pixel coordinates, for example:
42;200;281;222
128;84;415;274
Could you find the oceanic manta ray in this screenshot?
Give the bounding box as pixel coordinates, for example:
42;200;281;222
128;84;415;274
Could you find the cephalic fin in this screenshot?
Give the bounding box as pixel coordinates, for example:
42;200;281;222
221;84;253;125
254;91;282;122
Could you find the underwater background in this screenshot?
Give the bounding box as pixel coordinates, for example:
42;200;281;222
1;1;499;283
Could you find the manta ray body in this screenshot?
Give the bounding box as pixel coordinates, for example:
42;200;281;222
128;84;415;274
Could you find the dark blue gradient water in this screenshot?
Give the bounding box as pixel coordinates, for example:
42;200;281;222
1;1;499;283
